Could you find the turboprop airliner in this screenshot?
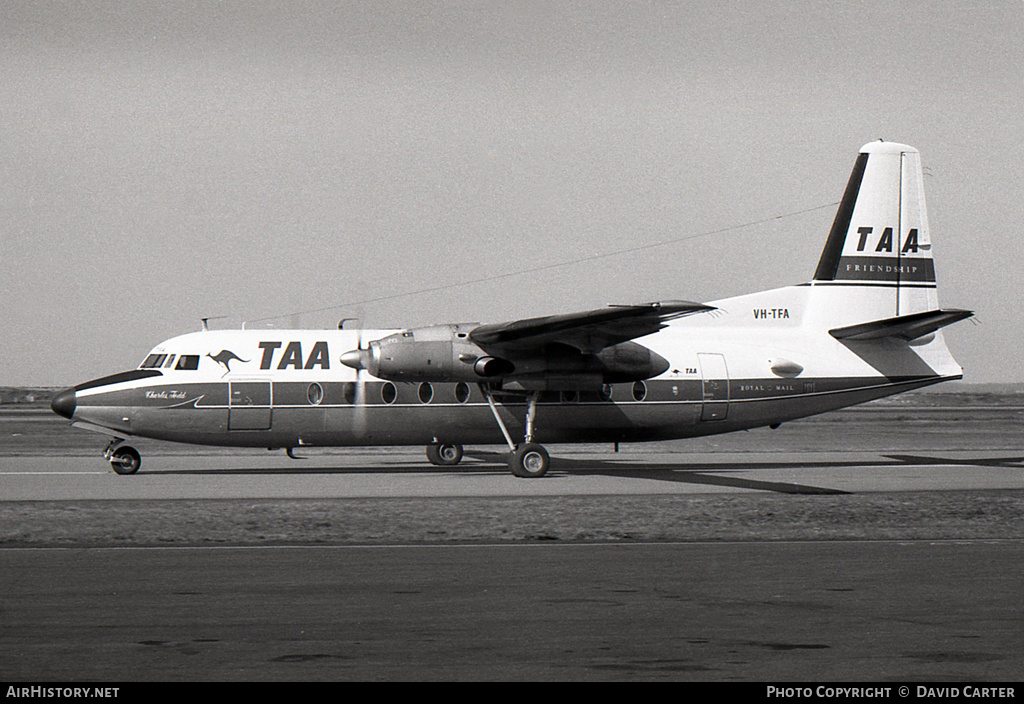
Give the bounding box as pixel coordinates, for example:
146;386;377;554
51;141;972;477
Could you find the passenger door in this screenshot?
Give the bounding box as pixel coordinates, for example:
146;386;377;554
228;381;272;430
698;353;729;421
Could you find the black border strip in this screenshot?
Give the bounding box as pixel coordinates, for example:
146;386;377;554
813;152;869;281
74;369;163;392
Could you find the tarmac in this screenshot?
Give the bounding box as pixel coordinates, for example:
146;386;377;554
1;402;1022;681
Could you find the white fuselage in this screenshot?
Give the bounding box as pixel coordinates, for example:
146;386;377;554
60;281;962;451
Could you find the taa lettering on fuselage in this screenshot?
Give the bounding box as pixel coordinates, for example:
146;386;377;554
258;341;331;370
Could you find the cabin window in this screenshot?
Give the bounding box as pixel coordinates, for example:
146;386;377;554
632;381;647;402
600;384;613;401
418;382;433;404
307;382;324;406
454;382;470;404
175;355;200;370
381;382;398;404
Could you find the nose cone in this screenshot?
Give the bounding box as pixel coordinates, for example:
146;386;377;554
340;349;369;370
50;387;76;420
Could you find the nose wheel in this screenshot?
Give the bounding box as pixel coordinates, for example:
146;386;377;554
104;439;141;475
426;442;464;466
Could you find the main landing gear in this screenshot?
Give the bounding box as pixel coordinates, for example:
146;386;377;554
507;442;550;479
481;387;552;478
423;390;551;477
104;438;141;475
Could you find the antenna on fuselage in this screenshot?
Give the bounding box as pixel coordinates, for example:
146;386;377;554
200;316;228;331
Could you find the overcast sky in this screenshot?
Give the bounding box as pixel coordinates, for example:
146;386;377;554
2;1;1022;386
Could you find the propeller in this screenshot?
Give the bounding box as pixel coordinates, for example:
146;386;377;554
341;324;370;438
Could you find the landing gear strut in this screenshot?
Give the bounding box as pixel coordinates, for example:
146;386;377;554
481;386;551;478
104;439;141;475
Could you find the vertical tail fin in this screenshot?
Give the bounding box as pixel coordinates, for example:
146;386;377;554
812;141;937;317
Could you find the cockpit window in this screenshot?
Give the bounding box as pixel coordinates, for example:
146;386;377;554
140;354;167;369
141;353;199;370
175;355;200;370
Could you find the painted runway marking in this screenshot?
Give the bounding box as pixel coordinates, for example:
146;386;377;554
3;538;1022;552
0;471;106;475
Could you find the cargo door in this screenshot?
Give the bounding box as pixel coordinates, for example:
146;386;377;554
228;381;272;430
698;353;729;421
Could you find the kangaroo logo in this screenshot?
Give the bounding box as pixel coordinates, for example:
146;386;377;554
207;350;249;377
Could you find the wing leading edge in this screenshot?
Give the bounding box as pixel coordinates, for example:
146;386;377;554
469;300;715;355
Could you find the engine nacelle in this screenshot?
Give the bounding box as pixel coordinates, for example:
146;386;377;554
474;356;516;377
507;341;669;386
340;325;669;386
342;324;514;382
595;341;671;383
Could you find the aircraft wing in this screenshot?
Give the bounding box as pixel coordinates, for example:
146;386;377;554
469;300;714;355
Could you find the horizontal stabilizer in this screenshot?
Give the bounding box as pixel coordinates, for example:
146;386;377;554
829;308;973;342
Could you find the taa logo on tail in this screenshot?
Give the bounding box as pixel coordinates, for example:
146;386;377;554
855;227;920;254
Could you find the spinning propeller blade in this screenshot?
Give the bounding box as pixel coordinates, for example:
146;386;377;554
352;327;368;437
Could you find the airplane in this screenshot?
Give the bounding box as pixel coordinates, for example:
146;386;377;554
51;141;973;478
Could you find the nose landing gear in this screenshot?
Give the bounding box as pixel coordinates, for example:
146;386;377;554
426;442;464;466
104;439;141;475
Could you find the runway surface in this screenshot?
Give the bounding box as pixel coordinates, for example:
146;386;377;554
4;447;1024;501
3;402;1024;501
3;540;1022;682
1;402;1023;681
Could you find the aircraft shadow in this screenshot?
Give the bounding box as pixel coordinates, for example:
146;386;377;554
883;454;1024;468
465;451;851;495
150;451;1024;496
154;463;511;477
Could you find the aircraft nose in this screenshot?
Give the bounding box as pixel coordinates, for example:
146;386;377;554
50;387;76;420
